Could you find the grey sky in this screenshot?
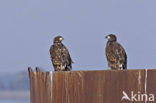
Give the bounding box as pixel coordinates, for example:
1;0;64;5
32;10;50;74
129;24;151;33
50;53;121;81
0;0;156;73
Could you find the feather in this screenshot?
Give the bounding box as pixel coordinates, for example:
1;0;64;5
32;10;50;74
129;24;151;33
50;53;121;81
105;34;127;70
50;36;73;71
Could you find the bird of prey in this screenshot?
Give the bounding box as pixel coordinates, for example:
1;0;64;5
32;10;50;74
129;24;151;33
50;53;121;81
105;34;127;70
50;36;73;71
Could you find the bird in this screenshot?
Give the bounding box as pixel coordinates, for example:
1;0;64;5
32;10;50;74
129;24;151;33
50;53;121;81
49;36;73;71
105;34;127;70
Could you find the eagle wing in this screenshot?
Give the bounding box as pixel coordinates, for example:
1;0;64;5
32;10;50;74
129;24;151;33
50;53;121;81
61;45;73;71
106;42;127;70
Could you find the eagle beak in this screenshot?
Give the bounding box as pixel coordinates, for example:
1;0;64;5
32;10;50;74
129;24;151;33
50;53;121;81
105;36;110;39
59;37;64;41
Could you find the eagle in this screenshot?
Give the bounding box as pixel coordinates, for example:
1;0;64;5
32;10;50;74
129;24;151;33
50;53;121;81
105;34;127;70
50;36;73;71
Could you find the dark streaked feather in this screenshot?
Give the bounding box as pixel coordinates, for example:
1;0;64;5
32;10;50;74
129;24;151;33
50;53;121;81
106;37;127;70
50;42;73;71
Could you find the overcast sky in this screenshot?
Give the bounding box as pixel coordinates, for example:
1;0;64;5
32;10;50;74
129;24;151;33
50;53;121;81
0;0;156;73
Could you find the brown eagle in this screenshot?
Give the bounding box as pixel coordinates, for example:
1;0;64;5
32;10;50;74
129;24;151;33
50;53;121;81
105;34;127;70
50;36;73;71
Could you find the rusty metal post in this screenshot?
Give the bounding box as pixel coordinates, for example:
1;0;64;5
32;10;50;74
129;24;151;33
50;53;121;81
28;68;156;103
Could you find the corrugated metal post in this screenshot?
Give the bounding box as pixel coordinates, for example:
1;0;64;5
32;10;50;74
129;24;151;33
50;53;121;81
28;68;156;103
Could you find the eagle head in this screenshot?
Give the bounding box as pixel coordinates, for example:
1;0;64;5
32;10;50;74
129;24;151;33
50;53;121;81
105;34;117;42
53;36;64;43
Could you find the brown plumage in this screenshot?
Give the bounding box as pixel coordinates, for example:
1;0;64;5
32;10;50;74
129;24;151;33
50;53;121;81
50;36;73;71
105;34;127;70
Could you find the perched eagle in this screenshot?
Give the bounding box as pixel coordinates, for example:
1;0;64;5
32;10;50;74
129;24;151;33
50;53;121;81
50;36;73;71
105;34;127;70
